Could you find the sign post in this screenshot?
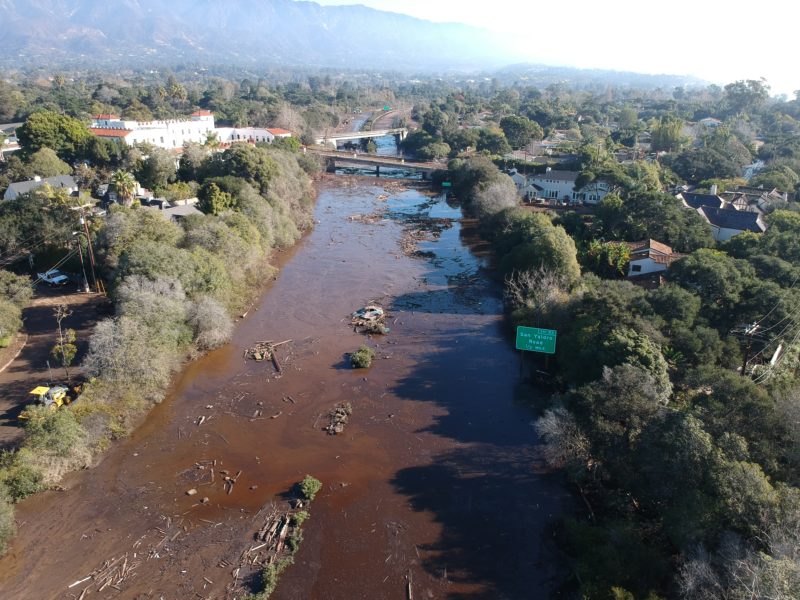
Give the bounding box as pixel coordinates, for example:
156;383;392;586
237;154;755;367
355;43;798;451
516;326;557;378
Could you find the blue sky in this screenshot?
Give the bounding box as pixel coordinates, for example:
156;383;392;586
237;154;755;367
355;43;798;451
312;0;799;96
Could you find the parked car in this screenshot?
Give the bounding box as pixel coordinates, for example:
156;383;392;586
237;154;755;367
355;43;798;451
37;269;69;286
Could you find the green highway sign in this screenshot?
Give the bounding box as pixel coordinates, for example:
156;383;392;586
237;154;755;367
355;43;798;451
516;326;557;354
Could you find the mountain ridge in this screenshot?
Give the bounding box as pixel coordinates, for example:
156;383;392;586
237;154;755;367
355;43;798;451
0;0;517;70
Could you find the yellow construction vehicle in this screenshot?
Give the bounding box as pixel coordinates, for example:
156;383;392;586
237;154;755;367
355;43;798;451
19;385;71;420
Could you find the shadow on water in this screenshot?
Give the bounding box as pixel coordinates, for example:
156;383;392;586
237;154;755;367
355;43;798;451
378;178;572;598
388;324;570;599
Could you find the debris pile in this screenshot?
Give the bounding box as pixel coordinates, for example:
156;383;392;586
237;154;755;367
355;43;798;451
244;339;292;373
351;305;390;334
325;402;353;435
228;503;308;595
347;211;385;224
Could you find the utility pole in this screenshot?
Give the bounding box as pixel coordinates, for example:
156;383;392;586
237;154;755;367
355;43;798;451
75;235;90;293
733;322;764;377
79;210;100;294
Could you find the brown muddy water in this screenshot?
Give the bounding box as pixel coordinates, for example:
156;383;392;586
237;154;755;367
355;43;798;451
0;178;569;600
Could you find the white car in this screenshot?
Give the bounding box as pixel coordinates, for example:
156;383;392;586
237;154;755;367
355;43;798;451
37;269;69;286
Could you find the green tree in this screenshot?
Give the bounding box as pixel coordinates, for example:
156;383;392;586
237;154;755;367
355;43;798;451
16;110;92;161
476;128;511;155
669;249;755;325
25;148;72;178
133;145;176;194
650;116;685;152
724;79;770;115
0;270;33;308
416;142;451;160
443;128;479;155
497;212;581;286
583;240;630;278
499;115;543;149
0;299;22;346
198;182;234;216
270;136;301;153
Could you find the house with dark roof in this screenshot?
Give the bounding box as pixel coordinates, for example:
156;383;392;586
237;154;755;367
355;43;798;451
699;206;767;241
625;239;684;277
3;175;77;201
677;191;726;210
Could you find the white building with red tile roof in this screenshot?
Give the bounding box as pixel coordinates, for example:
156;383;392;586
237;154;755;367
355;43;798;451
625;239;684;277
90;111;292;151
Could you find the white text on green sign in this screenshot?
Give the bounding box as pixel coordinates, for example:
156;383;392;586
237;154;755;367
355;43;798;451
515;326;557;354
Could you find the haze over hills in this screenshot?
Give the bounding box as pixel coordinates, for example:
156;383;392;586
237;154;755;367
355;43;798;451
0;0;519;70
0;0;706;89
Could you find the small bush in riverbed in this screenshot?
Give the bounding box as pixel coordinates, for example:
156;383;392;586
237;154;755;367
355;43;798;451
287;528;304;553
0;486;15;554
299;475;322;501
0;459;43;501
245;556;295;600
291;510;309;526
350;345;375;368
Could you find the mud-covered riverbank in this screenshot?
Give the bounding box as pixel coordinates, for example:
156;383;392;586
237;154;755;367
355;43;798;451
0;177;568;599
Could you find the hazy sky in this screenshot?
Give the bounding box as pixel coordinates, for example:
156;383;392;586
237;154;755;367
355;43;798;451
313;0;799;96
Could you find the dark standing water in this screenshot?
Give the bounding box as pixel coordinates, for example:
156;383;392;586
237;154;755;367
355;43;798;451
0;179;567;599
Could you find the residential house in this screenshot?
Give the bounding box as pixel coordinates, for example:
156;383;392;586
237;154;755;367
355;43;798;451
527;169;611;204
0;122;21;159
141;198;204;222
677;191;726;210
3;175;78;201
698;206;767;241
625;239;684;278
698;117;722;128
720;185;787;213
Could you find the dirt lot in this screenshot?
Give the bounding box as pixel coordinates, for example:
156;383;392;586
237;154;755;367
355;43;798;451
0;284;108;448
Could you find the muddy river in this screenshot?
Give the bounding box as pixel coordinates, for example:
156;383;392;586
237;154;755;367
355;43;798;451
0;177;568;599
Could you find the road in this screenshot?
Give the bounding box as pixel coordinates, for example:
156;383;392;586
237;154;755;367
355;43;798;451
0;285;107;447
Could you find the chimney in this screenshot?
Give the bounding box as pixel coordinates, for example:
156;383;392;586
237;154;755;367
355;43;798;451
710;184;718;195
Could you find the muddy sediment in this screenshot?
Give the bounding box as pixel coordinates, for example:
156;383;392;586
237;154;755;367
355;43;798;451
0;180;568;599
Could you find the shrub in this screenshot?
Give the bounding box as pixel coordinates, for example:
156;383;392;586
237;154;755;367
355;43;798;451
350;345;375;369
0;299;21;342
0;486;15;555
287;528;304;553
188;296;233;351
299;475;322;501
291;510;309;526
245;557;295;600
0;458;43;501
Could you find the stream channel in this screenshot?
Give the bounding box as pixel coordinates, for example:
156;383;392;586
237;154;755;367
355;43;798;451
0;162;568;599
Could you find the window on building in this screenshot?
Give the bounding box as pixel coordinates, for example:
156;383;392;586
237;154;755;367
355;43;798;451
631;264;642;272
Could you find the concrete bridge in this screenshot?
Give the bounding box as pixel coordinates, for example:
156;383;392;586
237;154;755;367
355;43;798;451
308;148;440;178
314;128;408;149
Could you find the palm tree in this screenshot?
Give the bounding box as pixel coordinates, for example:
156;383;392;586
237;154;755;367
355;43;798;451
111;170;136;206
204;131;221;150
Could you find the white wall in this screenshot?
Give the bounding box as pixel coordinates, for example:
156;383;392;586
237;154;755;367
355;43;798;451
92;115;216;148
627;258;667;277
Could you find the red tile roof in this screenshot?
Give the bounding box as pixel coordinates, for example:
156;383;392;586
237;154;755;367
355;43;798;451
626;239;674;257
90;127;132;138
267;128;292;135
191;110;213;117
